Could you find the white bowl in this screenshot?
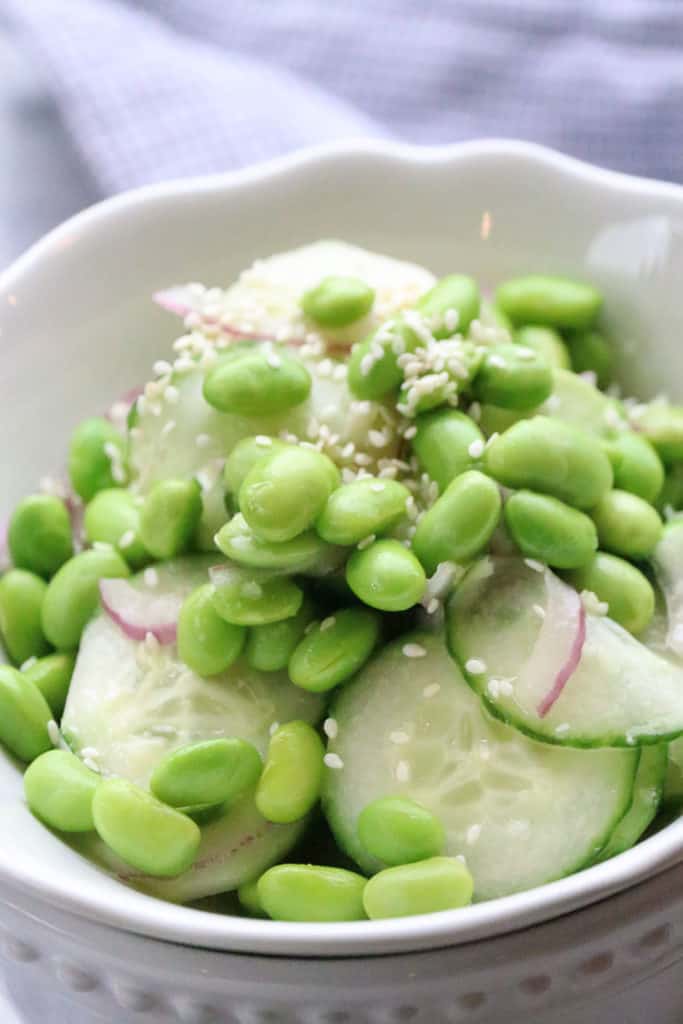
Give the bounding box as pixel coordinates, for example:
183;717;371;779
2;140;683;1023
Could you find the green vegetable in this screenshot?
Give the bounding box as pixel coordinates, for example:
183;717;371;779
139;479;203;559
591;490;663;559
362;856;473;919
566;329;613;388
514;325;571;371
177;584;246;676
8;495;73;578
634;402;683;464
68;417;128;500
258;863;367;922
417;274;480;337
23;652;76;718
255;721;324;824
245;598;315;672
0;569;51;665
602;433;664;504
496;275;603;330
504;491;598;569
0;665;52;761
346;539;426;612
301;275;375;327
216;514;337;573
41;548;130;650
240;447;339;543
358;797;445;866
237;878;267;917
316;478;410;546
203;351;311;416
83;488;149;569
412;470;501;574
412;408;485;493
473;342;553;410
150;738;262;809
567;552;655;635
288;607;380;692
24;750;100;832
223;437;288;497
211;566;303;626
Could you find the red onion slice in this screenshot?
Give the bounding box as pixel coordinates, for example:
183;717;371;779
99;578;182;644
153;286;195;318
530;571;586;718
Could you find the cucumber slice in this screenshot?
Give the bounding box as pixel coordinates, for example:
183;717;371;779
323;633;637;901
663;737;683;808
597;745;666;861
651;521;683;658
447;557;683;748
61;556;324;900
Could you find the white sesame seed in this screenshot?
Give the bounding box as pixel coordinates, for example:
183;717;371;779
402;643;427;659
341;442;356;459
242;581;263;599
323;718;338;739
427;598;440;615
468;401;481;422
524;558;545;573
320;616;336;633
93;541;114;552
390;730;410;745
47;720;62;748
488;354;506;369
516;347;535;361
269;721;280;737
254;435;272;447
164;385;180;404
423;683;441;698
83;758;100;774
20;656;37;672
370;482;385;493
118;529;136;549
357;534;376;550
466;824;482;845
468;439;485;458
80;746;99;759
555;723;571;736
324;753;344;770
403;424;418;440
143;567;159;588
153;360;172;376
161;419;176;437
395;760;411;783
268;353;282;369
532;603;546;620
195;433;211;448
465;658;487;674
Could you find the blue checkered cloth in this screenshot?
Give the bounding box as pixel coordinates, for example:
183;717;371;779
5;0;683;194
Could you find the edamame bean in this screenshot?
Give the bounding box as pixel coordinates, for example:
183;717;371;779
24;750;99;832
68;417;128;500
566;329;613;387
483;416;613;509
301;276;375;327
504;491;598;569
477;403;530;438
211;566;303;626
203;351;311;416
150;738;262;809
23;652;76;718
240;447;340;543
41;548;130;649
178;584;246;676
472;342;553;410
257;864;367;922
238;878;267;917
92;778;201;877
591;490;662;559
634;403;683;464
8;495;73;578
412;470;501;575
245;598;315;672
567;552;655;635
347;319;415;400
495;275;603;329
602;433;664;504
223;437;288;497
482;300;514;333
358;798;445;866
346;540;426;612
0;570;50;665
417;274;480;337
316;478;410;546
0;666;52;761
139;479;202;559
362;857;473;919
288;607;380;692
83;489;149;569
515;326;571;371
255;721;324;824
216;513;337;573
657;466;683;513
412;409;485;493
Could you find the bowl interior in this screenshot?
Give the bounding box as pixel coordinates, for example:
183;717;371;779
2;140;683;956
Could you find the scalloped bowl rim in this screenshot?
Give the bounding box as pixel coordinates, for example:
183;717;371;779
2;138;683;957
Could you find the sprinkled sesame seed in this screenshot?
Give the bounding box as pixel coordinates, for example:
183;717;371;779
118;530;136;549
554;723;570;736
488;355;506;369
368;429;388;448
516;347;535;361
143;567;159;588
241;581;263;599
357;534;376;550
423;683;441;698
390;730;410;745
153;360;173;376
323;718;339;739
403;424;417;440
395;760;411;783
341;442;356;459
469;401;481;421
465;658;487;674
320;616;336;632
468;439;485;458
402;642;427;659
427;598;440;615
161;420;176;437
195;433;211;448
20;656;37;671
269;721;280;736
466;824;482;845
524;558;545;573
532;603;546;620
93;541;114;552
268;353;282;369
370;482;385;493
254;435;272;448
164;385;180;404
324;753;344;770
83;758;100;774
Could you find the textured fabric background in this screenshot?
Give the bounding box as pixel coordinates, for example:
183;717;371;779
2;0;683;263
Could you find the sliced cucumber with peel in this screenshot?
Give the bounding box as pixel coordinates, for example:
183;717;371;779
323;632;637;901
597;744;666;861
448;557;683;748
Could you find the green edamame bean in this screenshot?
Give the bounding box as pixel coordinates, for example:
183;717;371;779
358;798;445;866
362;857;473;920
216;513;335;573
472;342;553;410
417;274;481;337
477;403;530;439
24;750;99;832
481;300;514;333
92;778;201;877
203;351;311;416
240;447;340;543
0;570;50;665
211;566;303;626
288;607;380;692
495;275;603;330
150;738;262;809
591;490;662;559
348;319;415;400
8;495;73;578
178;584;246;676
412;409;485;493
483;416;613;509
301;276;375;327
504;491;598;569
657;466;683;513
602;433;664;504
68;417;128;500
258;864;367;922
316;478;410;546
245;598;315;672
41;548;130;649
566;329;613;388
238;878;267;917
139;478;202;559
223;437;288;497
83;489;149;569
23;652;76;718
634;403;683;464
346;539;426;612
0;666;52;761
412;470;502;574
255;721;324;824
567;552;655;635
515;326;571;371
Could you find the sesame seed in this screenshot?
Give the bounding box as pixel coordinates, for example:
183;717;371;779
402;643;427;659
254;435;272;447
153;360;172;376
324;753;344;770
466;824;482;845
554;723;570;736
341;442;356;459
465;658;487;674
20;656;37;671
469;401;481;421
368;429;387;448
323;718;338;739
195;433;211;448
423;683;441;698
118;530;136;549
427;598;440;615
395;760;411;782
320;616;336;632
47;720;62;748
161;420;176;437
164;385;180;404
370;482;385;493
83;758;100;774
516;347;535;361
468;439;485;458
268;354;282;369
532;603;546;620
403;425;417;440
357;534;376;550
143;568;159;588
390;730;410;745
241;581;263;599
93;541;114;552
269;721;280;737
524;558;545;573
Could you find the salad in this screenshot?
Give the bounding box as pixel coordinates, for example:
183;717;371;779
3;240;683;924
